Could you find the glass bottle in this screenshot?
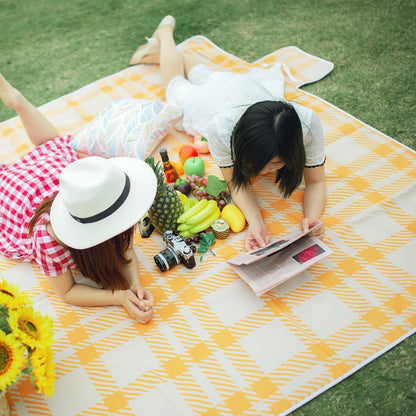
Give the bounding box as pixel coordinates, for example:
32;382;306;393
159;148;179;183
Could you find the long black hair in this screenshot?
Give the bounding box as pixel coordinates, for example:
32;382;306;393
230;100;305;198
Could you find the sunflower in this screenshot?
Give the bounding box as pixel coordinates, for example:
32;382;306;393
30;347;55;397
0;330;26;390
0;279;31;310
7;306;54;350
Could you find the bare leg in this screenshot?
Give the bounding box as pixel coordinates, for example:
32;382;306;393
130;15;213;87
154;26;185;90
182;50;210;77
132;38;208;75
0;73;59;146
129;15;176;66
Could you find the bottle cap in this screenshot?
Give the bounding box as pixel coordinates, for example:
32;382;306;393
159;148;168;162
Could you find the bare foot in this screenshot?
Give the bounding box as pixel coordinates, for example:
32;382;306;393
0;74;21;108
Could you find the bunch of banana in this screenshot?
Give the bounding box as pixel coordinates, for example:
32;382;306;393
177;199;220;237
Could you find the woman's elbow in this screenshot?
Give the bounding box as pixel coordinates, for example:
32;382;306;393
58;290;76;305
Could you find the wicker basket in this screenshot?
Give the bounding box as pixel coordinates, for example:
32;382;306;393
0;391;10;416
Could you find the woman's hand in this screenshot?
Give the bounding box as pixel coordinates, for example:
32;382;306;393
119;288;154;324
220;167;271;252
245;222;271;251
301;218;325;240
303;165;326;240
46;270;154;323
130;283;154;312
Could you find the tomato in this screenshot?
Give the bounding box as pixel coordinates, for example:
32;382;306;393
179;145;198;163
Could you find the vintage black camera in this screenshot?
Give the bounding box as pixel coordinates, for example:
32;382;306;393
154;230;196;272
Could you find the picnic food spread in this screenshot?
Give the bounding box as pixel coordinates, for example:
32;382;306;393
144;149;247;254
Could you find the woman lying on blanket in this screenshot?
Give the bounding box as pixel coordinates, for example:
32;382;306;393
0;74;156;324
130;15;326;251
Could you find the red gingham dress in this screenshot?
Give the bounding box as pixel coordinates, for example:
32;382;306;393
0;135;79;276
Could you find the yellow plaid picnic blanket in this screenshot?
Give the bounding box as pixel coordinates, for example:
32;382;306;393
1;36;415;416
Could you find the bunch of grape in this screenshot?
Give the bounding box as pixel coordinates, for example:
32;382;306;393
186;175;231;210
187;175;207;198
214;190;231;209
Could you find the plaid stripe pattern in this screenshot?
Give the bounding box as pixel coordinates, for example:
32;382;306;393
0;135;77;275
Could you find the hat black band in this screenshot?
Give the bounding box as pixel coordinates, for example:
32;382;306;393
70;174;131;224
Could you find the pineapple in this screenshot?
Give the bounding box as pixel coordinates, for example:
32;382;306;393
145;157;184;234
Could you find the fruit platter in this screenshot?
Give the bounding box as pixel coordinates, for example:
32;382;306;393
144;142;247;269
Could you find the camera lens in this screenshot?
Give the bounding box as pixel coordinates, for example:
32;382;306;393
184;255;196;269
154;248;179;272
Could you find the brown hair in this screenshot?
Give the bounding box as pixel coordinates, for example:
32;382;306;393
28;194;132;290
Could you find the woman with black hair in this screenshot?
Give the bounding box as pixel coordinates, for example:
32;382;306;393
130;16;326;251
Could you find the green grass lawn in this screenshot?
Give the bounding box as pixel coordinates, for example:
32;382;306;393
1;0;415;414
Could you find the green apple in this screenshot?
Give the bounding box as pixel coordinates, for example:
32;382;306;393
184;157;205;177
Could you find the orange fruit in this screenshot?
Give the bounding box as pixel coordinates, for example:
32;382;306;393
172;161;184;175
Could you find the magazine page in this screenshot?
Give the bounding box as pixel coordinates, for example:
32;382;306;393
229;236;332;296
228;225;318;266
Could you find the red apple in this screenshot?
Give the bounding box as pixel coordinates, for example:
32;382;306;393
184;157;205;177
179;145;198;163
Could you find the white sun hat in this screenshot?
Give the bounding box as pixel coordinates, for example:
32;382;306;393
50;156;157;249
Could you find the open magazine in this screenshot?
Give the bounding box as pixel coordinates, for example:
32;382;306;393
227;225;332;296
